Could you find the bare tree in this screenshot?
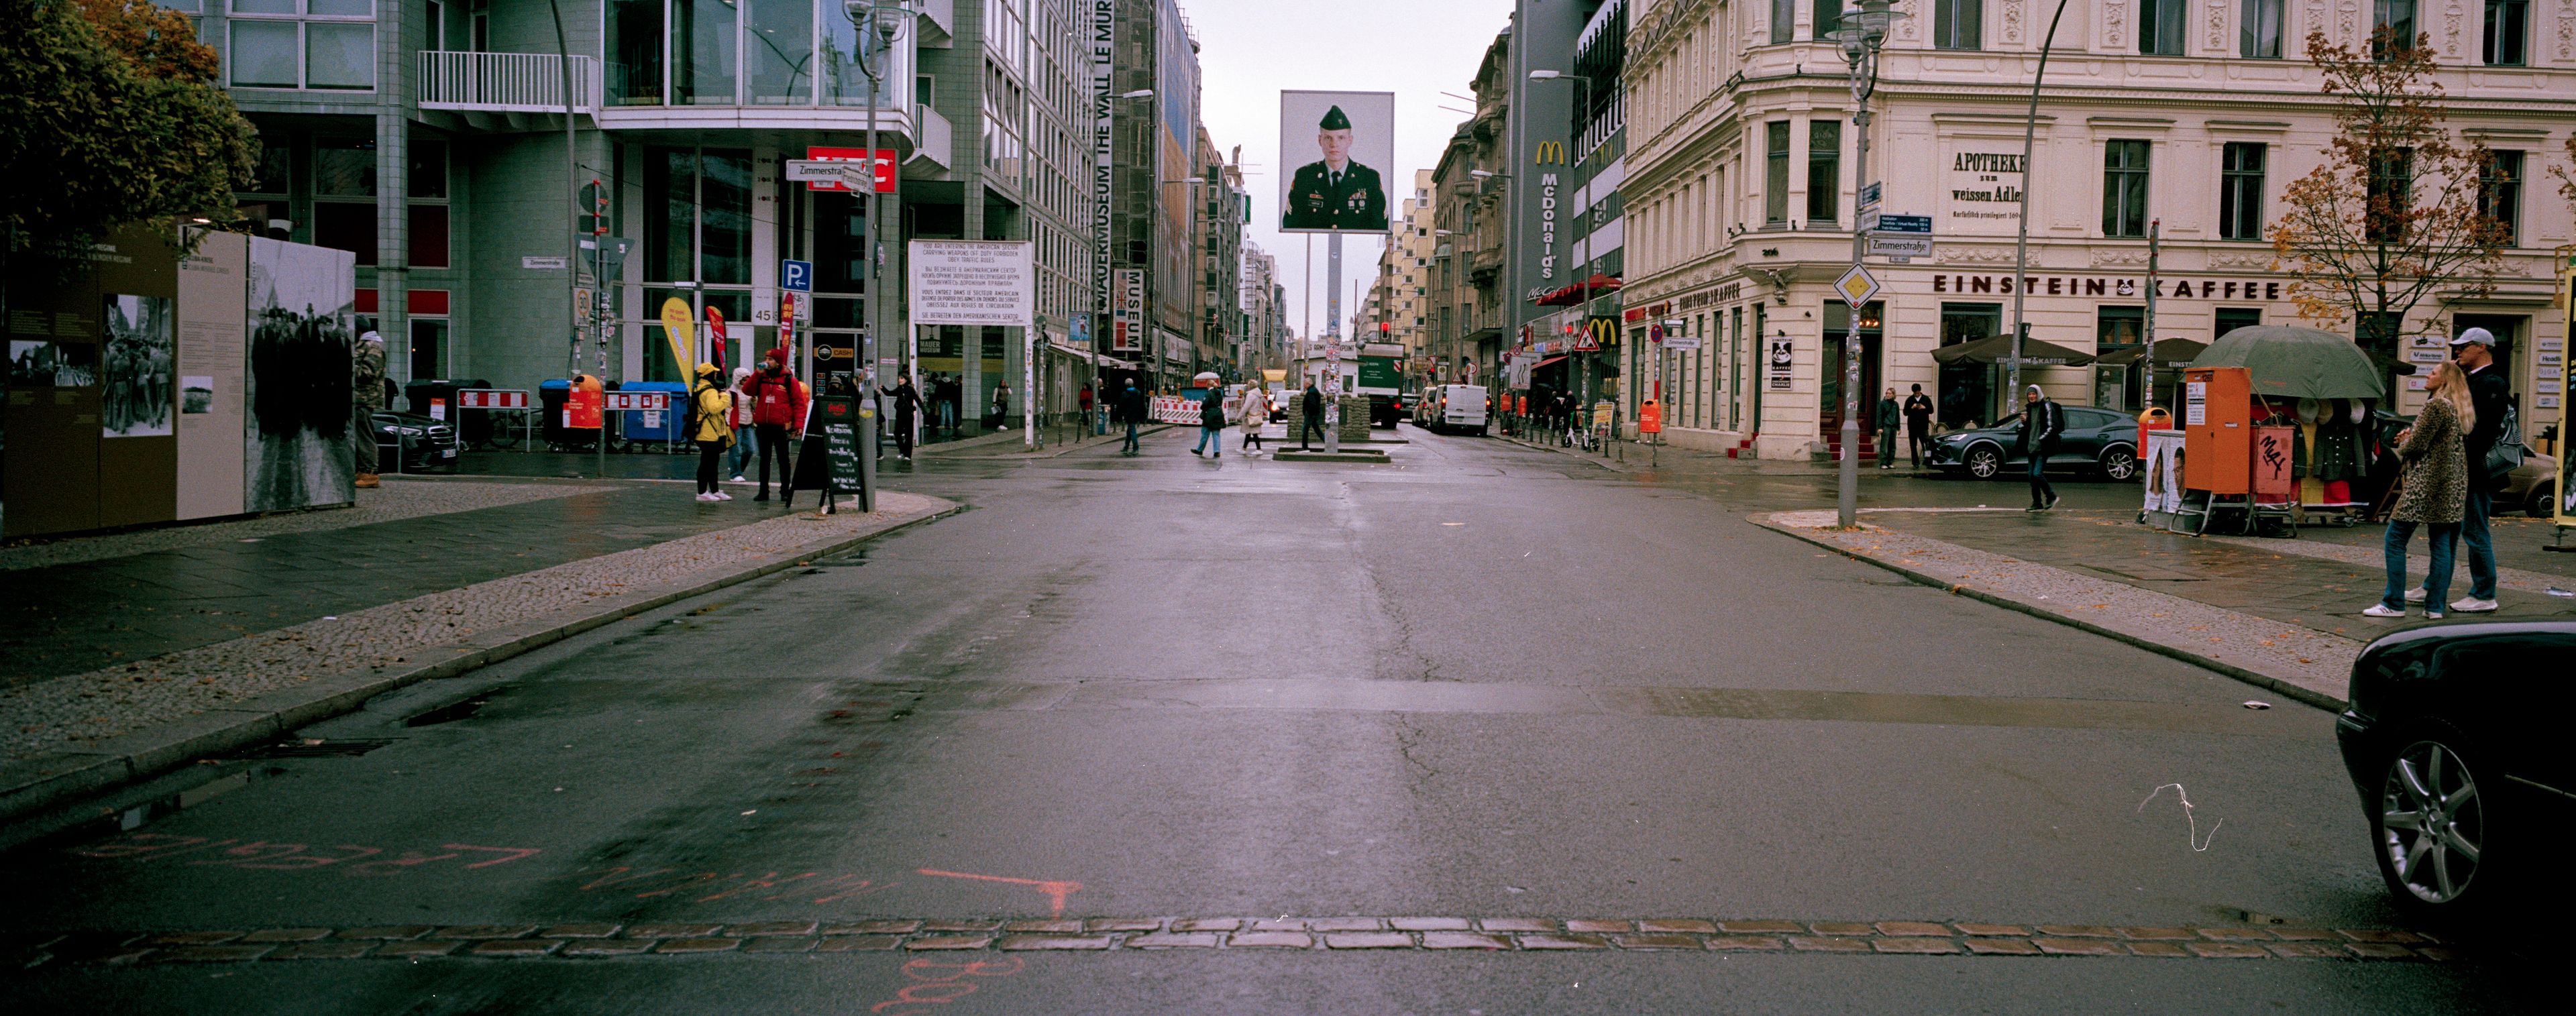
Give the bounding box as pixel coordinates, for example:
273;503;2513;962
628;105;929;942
2271;29;2510;373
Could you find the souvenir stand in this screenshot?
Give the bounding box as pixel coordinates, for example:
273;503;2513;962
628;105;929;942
2148;327;2387;536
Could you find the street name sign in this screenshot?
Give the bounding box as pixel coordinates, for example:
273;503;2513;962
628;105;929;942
522;256;566;270
1875;214;1932;234
1868;233;1935;258
1662;335;1703;351
1860;182;1881;210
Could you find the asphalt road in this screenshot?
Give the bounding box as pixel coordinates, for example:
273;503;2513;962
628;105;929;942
1;425;2531;1013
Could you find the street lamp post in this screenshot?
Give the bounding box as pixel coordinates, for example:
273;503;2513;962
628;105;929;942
847;0;911;497
1832;1;1902;528
2004;0;2076;408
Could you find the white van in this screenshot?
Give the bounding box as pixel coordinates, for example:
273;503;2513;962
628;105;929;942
1418;384;1488;435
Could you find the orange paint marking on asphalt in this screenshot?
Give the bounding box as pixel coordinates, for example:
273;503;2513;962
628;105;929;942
916;868;1083;917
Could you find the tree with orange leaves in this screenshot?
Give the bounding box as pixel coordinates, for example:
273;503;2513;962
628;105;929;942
2270;29;2512;386
0;0;256;263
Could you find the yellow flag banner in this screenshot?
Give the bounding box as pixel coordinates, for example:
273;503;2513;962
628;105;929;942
657;297;696;382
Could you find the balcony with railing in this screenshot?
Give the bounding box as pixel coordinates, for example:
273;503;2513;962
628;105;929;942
417;51;600;113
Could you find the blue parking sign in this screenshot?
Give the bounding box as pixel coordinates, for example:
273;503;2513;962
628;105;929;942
782;259;812;292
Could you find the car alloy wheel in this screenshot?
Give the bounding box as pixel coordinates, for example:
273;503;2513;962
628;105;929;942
2377;738;2484;906
2100;445;2139;481
1964;444;2002;479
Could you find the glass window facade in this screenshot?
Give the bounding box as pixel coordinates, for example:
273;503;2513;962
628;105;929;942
1764;121;1790;225
2220;142;2265;241
1806;120;1839;226
2139;0;2185;55
227;0;374;90
2480;150;2522;246
1935;0;1981;50
2102;140;2149;238
2484;0;2528;65
2241;0;2284;57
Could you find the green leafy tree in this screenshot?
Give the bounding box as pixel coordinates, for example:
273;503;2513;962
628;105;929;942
2271;29;2510;388
0;0;258;260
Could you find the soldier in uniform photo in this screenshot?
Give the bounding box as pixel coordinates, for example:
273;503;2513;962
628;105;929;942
1283;105;1387;231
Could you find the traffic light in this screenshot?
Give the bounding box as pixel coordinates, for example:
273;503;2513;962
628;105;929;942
578;179;609;236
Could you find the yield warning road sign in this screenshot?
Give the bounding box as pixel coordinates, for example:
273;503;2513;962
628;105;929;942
1835;265;1882;307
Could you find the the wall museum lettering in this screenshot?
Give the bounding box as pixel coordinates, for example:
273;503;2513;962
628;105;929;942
1934;274;2286;300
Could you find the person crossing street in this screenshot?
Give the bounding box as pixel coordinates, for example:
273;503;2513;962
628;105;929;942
1117;379;1146;455
2019;384;2063;512
1191;385;1227;457
1298;378;1325;449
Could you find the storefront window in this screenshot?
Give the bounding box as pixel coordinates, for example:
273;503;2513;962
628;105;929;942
2096;306;2145;410
1940;302;2000;427
313;139;374;196
700;150;753;284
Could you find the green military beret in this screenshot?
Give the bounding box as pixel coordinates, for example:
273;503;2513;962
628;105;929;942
1320;105;1351;131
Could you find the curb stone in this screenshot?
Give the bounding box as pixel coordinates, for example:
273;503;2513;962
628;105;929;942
0;497;961;828
1750;514;2347;712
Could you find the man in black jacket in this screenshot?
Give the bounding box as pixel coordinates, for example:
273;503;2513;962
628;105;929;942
2415;327;2510;612
2019;384;2064;512
1902;384;1935;468
1299;379;1325;449
1117;379;1147;455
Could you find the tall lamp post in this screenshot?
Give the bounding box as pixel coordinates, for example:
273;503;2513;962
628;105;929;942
847;0;912;459
1831;1;1902;528
2004;0;2075;407
1527;70;1593;415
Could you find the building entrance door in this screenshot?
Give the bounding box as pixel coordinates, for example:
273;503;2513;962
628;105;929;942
1819;301;1884;441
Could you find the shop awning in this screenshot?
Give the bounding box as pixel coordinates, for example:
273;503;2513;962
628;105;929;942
2094;339;2206;367
1931;333;2098;367
1529;355;1568;370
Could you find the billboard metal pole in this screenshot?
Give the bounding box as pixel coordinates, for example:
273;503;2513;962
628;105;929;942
1326;233;1342;454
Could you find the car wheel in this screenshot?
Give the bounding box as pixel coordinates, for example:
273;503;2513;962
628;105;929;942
2100;445;2139;481
2371;736;2490;915
1964;444;2003;479
2530;482;2555;520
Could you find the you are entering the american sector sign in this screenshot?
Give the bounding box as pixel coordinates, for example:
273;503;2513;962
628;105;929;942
908;240;1035;327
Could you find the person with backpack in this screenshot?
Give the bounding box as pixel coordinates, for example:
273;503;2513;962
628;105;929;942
689;362;734;502
739;347;807;502
2019;384;2065;512
1192;385;1228;457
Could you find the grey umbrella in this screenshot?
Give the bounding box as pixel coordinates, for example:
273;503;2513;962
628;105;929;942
2186;325;2386;400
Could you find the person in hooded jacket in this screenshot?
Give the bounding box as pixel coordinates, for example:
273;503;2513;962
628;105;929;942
739;347;808;501
1117;379;1148;455
689;362;734;502
1193;386;1227;457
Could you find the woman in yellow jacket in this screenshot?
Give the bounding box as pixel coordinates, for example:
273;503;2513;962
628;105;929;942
691;362;735;502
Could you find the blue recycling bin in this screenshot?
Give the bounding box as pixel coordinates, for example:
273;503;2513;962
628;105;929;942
618;380;691;445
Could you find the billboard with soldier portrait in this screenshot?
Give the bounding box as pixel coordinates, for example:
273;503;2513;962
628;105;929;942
1278;91;1394;234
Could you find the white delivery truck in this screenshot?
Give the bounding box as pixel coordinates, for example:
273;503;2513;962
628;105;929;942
1417;384;1488;435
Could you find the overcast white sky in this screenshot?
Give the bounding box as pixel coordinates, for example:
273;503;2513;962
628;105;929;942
1183;1;1514;342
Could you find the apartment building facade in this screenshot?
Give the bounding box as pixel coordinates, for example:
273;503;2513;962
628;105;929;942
1618;0;2572;459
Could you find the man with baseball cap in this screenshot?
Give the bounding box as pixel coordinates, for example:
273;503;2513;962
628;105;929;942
2408;327;2510;612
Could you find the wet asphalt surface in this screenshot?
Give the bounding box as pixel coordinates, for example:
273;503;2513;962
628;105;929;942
0;426;2536;1012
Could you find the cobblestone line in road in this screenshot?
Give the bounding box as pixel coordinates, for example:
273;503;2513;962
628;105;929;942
1;492;954;760
0;480;605;572
1762;510;2358;709
10;917;2450;966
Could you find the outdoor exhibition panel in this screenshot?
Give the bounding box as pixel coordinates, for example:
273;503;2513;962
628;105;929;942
4;227;357;540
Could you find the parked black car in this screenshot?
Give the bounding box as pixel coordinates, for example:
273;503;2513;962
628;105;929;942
1923;406;2141;480
370;410;462;473
2336;620;2576;917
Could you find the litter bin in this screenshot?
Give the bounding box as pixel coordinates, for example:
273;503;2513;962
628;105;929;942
542;377;605;451
618;380;690;450
403;378;494;446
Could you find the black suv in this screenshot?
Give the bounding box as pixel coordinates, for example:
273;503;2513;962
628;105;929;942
1923;406;2141;480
